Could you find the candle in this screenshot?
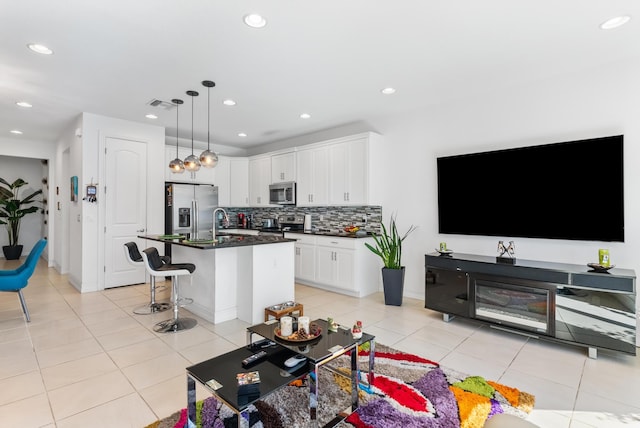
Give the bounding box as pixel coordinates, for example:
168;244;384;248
298;316;310;334
280;316;293;337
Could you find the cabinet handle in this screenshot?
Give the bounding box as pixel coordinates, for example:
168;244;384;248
346;192;350;201
311;194;313;202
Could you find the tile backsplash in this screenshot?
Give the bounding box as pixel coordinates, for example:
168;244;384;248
221;205;382;233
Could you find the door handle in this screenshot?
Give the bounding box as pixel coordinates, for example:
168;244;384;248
136;228;145;232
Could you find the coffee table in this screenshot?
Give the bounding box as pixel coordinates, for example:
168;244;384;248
186;341;308;426
246;318;376;425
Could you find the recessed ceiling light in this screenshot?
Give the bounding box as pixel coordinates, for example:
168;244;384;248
10;130;23;135
145;114;158;119
238;132;247;137
16;101;32;108
381;87;396;95
600;15;631;30
300;113;311;119
223;99;236;106
244;14;267;28
27;43;53;55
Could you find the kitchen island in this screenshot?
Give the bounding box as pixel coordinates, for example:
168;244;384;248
140;234;296;325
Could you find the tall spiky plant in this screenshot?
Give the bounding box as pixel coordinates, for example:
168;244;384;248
0;178;43;247
365;214;417;269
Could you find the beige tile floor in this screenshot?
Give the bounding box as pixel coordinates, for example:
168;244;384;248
1;259;640;427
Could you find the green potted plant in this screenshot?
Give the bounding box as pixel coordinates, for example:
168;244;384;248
365;214;416;306
0;178;43;260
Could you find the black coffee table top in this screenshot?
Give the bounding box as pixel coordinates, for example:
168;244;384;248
186;343;307;411
247;318;375;363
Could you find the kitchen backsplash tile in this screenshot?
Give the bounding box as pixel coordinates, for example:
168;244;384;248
221;205;382;233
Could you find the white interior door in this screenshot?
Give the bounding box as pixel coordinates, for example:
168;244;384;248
104;137;147;288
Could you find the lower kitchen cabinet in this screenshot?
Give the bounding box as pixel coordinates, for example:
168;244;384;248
295;243;315;282
285;233;379;297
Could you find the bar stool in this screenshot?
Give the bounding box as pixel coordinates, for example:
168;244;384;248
141;247;197;333
124;242;171;315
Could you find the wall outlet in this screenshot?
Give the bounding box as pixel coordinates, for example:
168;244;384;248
319;215;324;221
362;215;367;224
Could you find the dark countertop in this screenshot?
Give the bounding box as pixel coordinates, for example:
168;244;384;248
283;230;373;239
139;234;296;249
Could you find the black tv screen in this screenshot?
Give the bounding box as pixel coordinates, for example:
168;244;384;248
437;135;624;242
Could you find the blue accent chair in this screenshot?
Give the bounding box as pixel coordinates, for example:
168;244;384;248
0;239;47;322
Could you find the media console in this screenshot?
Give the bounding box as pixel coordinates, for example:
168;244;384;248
425;252;636;358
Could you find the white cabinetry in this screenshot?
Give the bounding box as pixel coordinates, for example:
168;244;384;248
315;239;356;291
287;233;315;282
285;233;379;297
249;156;272;206
215;156;231;206
328;136;367;205
230;158;249;207
296;146;329;206
295;132;379;206
271;152;296;183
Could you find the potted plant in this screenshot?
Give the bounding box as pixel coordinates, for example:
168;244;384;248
365;214;416;306
0;178;43;260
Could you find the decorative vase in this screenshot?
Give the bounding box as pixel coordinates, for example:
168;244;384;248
2;245;23;260
382;266;405;306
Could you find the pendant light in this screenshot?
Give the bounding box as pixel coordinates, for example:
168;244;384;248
168;98;185;173
199;80;219;168
183;90;201;172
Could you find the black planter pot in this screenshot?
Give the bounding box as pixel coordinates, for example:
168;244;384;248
382;267;405;306
2;245;23;260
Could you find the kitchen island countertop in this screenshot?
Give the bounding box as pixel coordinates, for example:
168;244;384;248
140;233;296;249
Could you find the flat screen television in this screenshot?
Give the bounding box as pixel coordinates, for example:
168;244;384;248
437;135;624;242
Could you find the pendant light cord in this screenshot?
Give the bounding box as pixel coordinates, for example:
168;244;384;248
191;94;195;155
176;103;179;157
207;86;211;150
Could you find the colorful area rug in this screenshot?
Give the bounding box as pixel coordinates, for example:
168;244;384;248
145;343;534;428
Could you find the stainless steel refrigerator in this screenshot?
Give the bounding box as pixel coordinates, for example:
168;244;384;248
165;182;218;250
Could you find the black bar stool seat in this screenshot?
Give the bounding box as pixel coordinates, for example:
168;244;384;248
124;242;171;315
141;247;197;333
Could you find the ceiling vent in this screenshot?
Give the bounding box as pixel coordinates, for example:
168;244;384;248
147;99;176;110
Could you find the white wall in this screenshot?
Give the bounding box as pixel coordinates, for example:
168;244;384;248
74;113;165;292
369;59;640;302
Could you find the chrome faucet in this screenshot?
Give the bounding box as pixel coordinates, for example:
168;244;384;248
212;208;229;240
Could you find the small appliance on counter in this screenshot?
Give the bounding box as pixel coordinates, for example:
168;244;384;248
237;213;247;228
303;214;312;232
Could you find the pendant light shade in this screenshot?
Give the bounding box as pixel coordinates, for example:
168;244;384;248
184;90;201;172
199;80;218;168
169;98;185;174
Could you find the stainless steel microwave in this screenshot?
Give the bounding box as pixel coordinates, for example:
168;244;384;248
269;181;296;205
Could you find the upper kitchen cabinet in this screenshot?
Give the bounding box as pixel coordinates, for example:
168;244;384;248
296;132;382;206
328;135;370;205
296;146;329;206
271;152;296;183
230;157;249;207
249;156;272;206
214;156;231;206
164;146;216;184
